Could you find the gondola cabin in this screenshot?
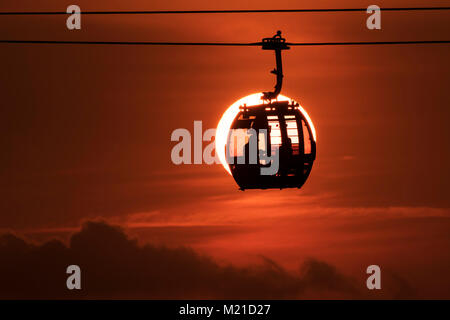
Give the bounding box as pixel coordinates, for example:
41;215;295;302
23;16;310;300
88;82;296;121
226;100;316;190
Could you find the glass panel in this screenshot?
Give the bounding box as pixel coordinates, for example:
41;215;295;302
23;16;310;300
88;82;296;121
258;131;269;165
268;118;282;146
285;120;299;144
227;129;249;157
285;118;300;155
268;117;281;158
302;120;312;154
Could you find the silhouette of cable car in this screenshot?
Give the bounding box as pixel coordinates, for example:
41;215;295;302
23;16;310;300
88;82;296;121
225;31;316;190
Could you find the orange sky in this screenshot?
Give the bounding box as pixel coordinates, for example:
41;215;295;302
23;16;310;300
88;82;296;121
0;0;449;298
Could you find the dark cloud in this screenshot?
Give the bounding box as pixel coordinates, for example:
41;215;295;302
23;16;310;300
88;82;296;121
298;259;360;298
0;221;416;299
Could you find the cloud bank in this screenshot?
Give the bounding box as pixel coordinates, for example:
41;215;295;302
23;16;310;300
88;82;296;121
0;221;415;299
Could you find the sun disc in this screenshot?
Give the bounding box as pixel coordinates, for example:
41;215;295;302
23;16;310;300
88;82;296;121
215;93;316;175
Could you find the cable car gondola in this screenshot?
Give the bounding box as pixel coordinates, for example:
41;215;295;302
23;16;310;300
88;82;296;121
225;31;316;190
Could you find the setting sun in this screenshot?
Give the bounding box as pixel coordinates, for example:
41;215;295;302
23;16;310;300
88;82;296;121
215;93;317;174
